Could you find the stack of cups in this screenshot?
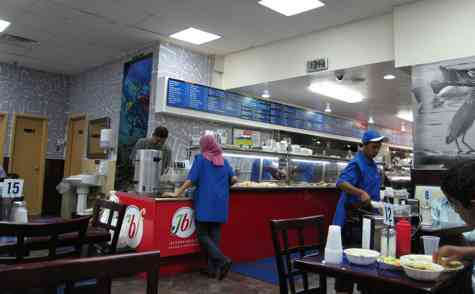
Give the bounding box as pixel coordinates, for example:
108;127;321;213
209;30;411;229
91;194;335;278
325;225;343;264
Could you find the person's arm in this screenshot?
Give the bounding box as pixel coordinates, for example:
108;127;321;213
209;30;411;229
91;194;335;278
163;155;201;197
230;176;238;185
176;180;193;197
433;245;475;263
337;182;371;203
336;163;370;203
163;180;193;198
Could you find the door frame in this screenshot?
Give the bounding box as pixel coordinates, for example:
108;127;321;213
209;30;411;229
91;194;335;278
9;113;48;214
64;114;87;177
0;112;8;167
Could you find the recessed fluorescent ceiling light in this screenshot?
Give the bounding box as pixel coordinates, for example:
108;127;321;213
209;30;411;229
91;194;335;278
308;81;364;103
384;74;396;80
0;19;11;32
258;0;325;16
397;111;413;122
170;27;221;45
261;90;271;98
324;102;332;113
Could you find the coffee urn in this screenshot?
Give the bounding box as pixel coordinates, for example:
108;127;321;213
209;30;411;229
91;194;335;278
134;150;162;194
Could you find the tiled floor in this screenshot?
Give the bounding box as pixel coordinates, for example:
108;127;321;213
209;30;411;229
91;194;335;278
109;272;342;294
111;272;279;294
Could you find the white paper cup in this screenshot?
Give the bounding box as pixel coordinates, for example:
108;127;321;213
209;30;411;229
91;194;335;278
422;236;440;256
325;225;343;264
325;248;343;264
326;225;343;250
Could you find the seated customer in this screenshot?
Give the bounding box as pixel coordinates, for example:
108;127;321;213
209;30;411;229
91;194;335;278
434;160;475;262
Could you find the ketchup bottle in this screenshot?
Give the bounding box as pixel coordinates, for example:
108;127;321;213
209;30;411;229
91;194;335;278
396;219;411;257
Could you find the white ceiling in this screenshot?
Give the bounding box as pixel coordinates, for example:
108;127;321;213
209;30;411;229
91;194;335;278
231;61;414;131
0;0;418;75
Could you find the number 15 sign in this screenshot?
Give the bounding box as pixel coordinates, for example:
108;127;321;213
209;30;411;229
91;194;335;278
2;179;24;198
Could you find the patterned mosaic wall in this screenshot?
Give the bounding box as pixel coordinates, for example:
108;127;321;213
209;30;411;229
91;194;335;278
67;45;158;161
0;63;69;159
67;61;123;159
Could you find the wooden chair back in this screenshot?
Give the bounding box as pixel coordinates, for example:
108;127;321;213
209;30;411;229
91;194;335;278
91;199;127;254
0;251;160;294
0;216;91;264
270;215;327;294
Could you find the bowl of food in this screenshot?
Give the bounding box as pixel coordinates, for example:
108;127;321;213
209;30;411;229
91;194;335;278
400;255;445;281
401;261;444;281
344;248;380;266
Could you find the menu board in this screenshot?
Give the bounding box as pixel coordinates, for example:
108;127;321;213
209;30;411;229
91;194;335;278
166;78;411;146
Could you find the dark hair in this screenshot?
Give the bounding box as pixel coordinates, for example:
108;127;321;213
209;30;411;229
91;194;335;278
441;160;475;208
153;126;168;138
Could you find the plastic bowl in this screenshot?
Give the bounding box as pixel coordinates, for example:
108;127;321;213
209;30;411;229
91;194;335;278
401;262;444;281
344;248;380;266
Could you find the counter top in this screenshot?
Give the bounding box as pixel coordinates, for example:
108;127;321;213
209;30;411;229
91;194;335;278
119;185;338;200
230;185;337;192
119;191;191;201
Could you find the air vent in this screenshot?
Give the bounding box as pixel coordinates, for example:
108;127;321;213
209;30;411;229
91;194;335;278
0;33;38;48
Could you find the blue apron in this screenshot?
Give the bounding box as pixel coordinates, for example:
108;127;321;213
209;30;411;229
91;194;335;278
332;152;381;227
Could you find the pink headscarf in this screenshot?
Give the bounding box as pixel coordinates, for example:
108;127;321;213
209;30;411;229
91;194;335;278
200;134;224;166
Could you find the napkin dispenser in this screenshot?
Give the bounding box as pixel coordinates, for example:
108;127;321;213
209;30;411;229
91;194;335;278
362;215;384;251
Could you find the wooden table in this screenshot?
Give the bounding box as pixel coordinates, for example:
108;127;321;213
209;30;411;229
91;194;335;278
294;254;473;294
0;216;110;254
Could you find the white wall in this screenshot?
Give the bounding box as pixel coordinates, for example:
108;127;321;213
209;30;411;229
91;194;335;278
394;0;475;67
223;14;394;89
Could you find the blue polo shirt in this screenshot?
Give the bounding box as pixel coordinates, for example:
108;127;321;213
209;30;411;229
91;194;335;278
187;154;235;223
332;151;381;227
250;159;276;181
294;162;316;182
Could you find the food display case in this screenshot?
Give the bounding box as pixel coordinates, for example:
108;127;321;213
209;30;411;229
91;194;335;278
188;146;350;186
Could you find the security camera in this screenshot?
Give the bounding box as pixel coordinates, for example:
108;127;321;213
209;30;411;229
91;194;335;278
335;70;345;81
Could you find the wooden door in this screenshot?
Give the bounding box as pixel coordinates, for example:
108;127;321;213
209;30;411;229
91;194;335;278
9;114;48;215
0;113;8;167
64;115;86;177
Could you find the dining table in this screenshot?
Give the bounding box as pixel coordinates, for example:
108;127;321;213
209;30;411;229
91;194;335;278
294;253;473;294
0;216;111;254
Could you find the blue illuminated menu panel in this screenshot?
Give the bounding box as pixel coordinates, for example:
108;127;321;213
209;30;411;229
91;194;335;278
166;78;406;143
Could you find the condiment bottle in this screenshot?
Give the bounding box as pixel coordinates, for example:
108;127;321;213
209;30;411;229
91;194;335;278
396;219;411;257
380;227;396;257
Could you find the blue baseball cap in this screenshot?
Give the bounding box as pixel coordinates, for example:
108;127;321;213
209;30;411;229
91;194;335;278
362;130;386;144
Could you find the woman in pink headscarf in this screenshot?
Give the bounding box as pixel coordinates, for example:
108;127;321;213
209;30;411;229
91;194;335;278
164;134;237;280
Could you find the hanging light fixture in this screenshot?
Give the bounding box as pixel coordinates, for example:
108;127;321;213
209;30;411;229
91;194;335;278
324;102;332;113
368;116;374;124
401;123;406;132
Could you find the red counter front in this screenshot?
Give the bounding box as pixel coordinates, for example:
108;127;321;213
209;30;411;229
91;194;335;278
117;187;339;274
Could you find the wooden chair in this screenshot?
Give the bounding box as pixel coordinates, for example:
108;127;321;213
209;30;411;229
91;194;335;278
90;199;127;255
0;251;160;294
0;216;91;264
270;215;327;294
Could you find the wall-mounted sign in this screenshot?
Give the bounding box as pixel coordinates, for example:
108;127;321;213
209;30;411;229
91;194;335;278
306;58;328;73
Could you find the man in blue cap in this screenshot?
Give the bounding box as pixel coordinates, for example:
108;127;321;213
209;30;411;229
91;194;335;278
334;130;386;294
333;130;386;227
